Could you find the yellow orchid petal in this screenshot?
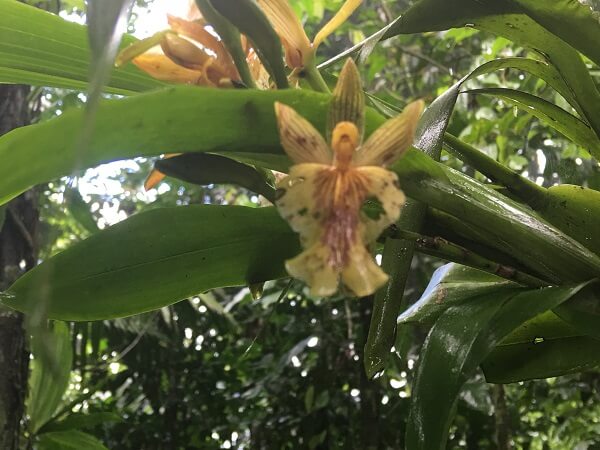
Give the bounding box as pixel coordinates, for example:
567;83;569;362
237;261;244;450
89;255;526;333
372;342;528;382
144;169;167;191
115;31;172;67
312;0;363;50
328;58;364;142
341;242;388;297
160;33;211;69
275;161;398;297
357;166;405;243
353;99;425;167
167;15;233;69
274;102;332;164
257;0;311;68
144;153;183;191
132;54;211;85
286;243;339;296
275;163;326;243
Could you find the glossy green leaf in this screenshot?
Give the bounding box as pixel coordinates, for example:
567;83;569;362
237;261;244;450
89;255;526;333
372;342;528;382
27;322;73;433
398;263;521;325
385;0;600;140
536;185;600;256
37;430;108;450
209;0;289;88
155;153;276;202
444;136;600;256
554;283;600;339
406;283;588;449
3;206;298;321
511;0;600;67
393;150;600;283
483;336;600;383
0;0;165;94
467;88;600;159
415;57;584;157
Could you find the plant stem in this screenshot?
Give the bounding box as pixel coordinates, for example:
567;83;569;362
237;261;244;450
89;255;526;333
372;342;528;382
302;62;331;93
383;226;547;288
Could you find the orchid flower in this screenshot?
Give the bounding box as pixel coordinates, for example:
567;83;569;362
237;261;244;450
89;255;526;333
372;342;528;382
274;59;424;297
257;0;362;69
116;2;269;189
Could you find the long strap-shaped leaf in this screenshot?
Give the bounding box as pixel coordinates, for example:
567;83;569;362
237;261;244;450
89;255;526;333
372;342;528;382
1;86;599;283
3;205;299;321
405;281;590;450
0;0;165;94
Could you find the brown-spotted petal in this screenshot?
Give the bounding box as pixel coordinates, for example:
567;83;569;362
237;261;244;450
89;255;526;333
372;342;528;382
356;166;405;243
275;102;332;164
353;100;424;167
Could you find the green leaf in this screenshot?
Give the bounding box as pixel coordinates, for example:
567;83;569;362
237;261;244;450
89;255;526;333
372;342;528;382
194;0;255;87
483;336;600;383
406;282;589;449
39;412;122;434
209;0;289;88
64;188;99;234
394;150;600;283
3;206;298;321
0;87;334;205
0;0;166;94
385;0;600;140
511;0;600;67
27;322;73;433
417;57;584;157
554;284;600;339
398;263;521;325
155;153;276;202
467;88;600;160
37;430;108;450
536;184;600;257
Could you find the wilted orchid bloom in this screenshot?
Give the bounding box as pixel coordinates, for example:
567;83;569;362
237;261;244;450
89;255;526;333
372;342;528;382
274;59;424;297
258;0;362;69
116;3;269;189
116;13;242;87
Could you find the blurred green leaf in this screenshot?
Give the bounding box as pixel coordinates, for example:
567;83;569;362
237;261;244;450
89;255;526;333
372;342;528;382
0;0;165;94
4;206;298;321
27;321;73;433
37;430;108;450
40;412;122;434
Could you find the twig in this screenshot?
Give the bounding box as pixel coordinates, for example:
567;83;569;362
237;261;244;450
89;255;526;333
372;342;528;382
382;226;547;287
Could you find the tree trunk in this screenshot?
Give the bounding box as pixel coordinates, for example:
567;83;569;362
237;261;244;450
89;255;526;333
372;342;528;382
0;85;38;450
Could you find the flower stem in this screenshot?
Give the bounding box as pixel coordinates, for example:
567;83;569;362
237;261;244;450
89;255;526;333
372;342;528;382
303;62;330;93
